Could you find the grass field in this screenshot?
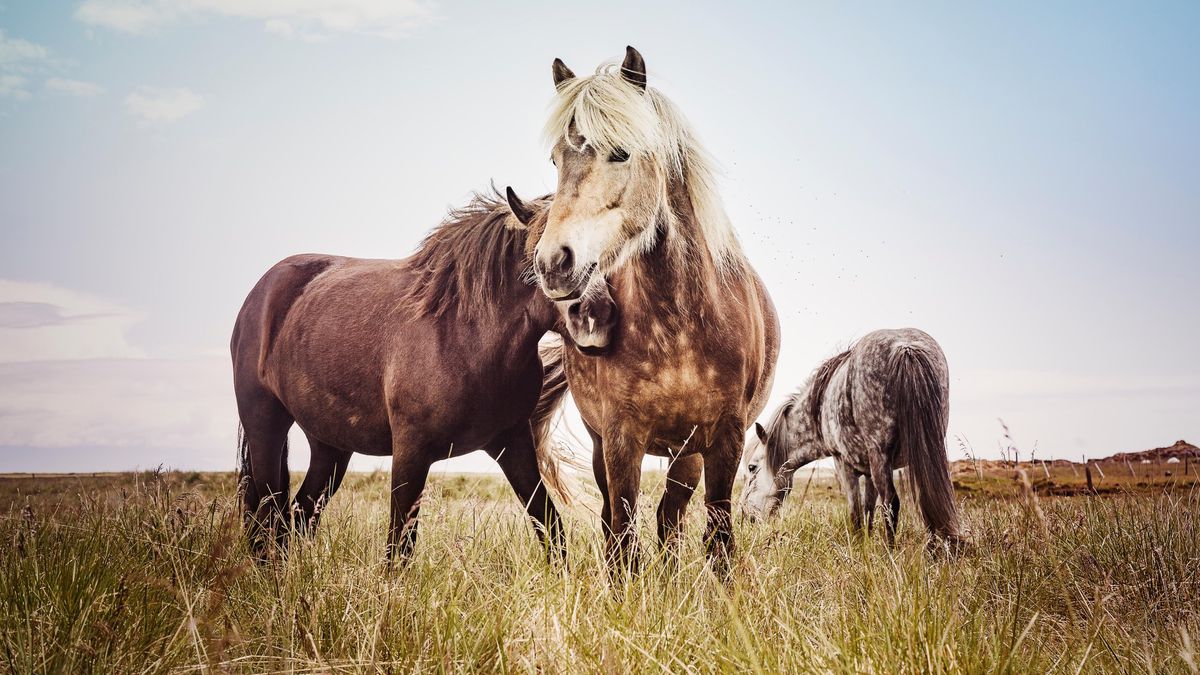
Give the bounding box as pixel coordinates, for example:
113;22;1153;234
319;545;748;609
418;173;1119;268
1;465;1198;673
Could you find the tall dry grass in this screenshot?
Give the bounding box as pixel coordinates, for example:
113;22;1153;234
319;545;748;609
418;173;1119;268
1;469;1197;673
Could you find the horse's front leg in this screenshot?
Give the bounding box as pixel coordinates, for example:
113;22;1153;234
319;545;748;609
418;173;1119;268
488;424;567;563
702;430;742;578
587;425;612;548
386;440;432;566
656;453;703;556
602;432;645;577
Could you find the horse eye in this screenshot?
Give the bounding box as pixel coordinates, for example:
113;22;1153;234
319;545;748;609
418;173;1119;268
748;463;759;474
608;148;629;163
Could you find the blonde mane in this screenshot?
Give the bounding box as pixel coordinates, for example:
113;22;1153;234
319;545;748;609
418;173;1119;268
543;62;744;274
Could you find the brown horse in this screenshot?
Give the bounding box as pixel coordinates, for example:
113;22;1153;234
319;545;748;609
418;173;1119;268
230;191;614;561
512;47;780;574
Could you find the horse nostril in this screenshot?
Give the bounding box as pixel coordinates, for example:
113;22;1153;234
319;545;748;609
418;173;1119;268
582;297;613;324
552;246;574;274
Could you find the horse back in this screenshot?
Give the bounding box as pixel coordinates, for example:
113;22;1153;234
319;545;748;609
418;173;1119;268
823;328;948;470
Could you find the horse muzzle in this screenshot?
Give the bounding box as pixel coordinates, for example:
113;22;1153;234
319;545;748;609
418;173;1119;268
562;282;617;356
535;250;596;301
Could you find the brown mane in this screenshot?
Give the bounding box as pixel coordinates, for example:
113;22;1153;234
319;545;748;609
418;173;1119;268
763;349;852;474
399;189;534;319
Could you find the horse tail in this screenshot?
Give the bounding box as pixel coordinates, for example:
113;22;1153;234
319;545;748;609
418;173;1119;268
532;335;575;505
888;344;960;541
236;424;255;519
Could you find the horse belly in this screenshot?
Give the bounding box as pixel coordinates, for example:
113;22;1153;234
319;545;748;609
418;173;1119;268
274;372;395;454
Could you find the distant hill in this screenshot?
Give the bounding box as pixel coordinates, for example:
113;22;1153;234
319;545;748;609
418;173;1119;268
1105;440;1199;463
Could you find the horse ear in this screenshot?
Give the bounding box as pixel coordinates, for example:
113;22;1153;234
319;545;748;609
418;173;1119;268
755;422;767;443
505;186;534;227
552;58;576;89
621;45;647;91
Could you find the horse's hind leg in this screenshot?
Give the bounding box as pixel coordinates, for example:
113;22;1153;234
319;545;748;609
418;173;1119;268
656;453;702;555
837;460;864;533
488;424;566;563
869;456;900;547
237;392;294;557
863;472;879;533
292;435;352;536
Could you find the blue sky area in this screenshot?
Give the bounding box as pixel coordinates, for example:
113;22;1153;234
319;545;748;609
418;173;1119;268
1;1;1197;471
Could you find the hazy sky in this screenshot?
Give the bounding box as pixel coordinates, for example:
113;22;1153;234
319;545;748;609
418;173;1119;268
1;2;1197;473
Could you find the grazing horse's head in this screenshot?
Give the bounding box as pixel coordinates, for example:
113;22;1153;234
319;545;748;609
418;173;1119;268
531;46;739;300
739;422;789;522
738;396;815;521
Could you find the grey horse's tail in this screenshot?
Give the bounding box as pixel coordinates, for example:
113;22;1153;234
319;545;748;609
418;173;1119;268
531;336;574;504
888;346;960;540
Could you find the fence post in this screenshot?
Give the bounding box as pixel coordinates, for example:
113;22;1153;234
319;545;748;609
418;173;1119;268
1085;463;1096;495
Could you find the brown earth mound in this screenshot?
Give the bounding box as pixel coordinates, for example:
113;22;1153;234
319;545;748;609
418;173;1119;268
948;440;1197;472
1105;440;1199;463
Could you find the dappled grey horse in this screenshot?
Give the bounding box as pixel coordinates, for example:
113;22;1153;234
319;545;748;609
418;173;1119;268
739;328;962;547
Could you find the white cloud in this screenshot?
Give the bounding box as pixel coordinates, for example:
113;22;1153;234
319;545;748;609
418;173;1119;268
0;29;48;68
0;280;145;363
74;0;436;40
0;357;232;455
263;17;328;42
74;1;166;34
45;77;106;97
0;30;48;100
0;279;234;470
0;73;30;100
955;368;1200;401
124;86;203;123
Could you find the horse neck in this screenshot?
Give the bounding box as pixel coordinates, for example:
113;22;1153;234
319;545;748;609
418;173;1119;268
618;175;722;311
484;269;559;368
770;392;823;476
791;389;823;448
793;362;846;456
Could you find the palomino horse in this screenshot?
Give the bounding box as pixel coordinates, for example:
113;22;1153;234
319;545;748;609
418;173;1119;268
739;328;962;548
513;47;780;573
230;191;615;561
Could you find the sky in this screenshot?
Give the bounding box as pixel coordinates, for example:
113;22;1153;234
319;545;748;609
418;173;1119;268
1;1;1198;474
